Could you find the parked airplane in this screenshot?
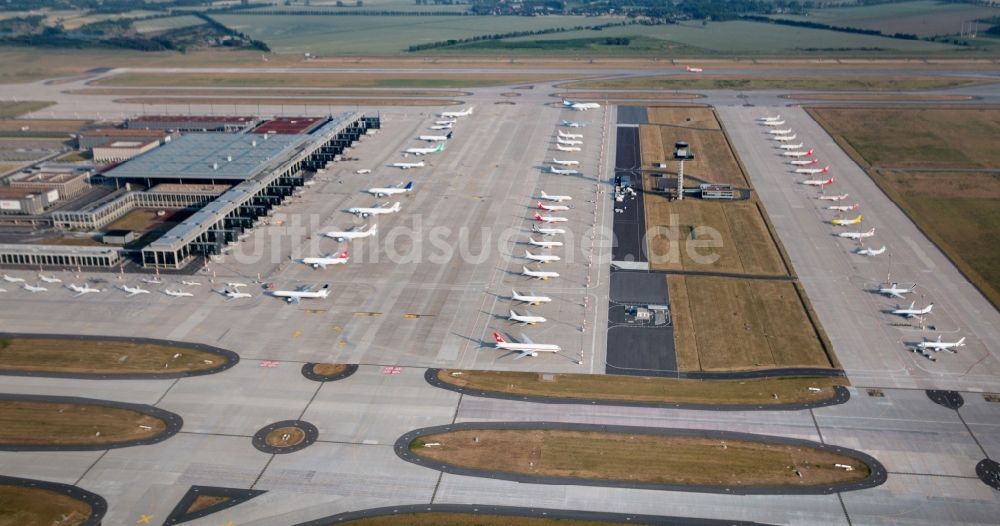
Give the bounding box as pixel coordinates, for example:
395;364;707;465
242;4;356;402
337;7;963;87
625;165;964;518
140;277;163;284
525;250;560;263
405;143;444;156
532;224;566;236
222;287;252;301
555;144;581;152
800;176;834;187
769;128;793;135
781;148;813;157
429;123;453;130
301;251;349;269
774;134;798;142
38;274;61;284
121;284;150;297
831;214;862;227
558;131;583;139
762;120;786;126
367;181;413;198
759;115;782;122
685;65;703;73
877;282;915;299
67;283;101;296
791;159;819;166
563;99;601;111
556;137;583;146
418;131;452;142
856;245;886;257
3;274;25;283
827;203;859;212
271;284;331;304
537;201;569;212
392;161;425;169
778;142;805;150
796;165;830;175
522;266;559;280
226;282;248;289
440;106;474;118
492;331;560;358
435;119;457;125
528;237;563;249
819;193;849;201
552;158;580;166
838;227;875;240
324;224;377;242
535;212;568;223
509;309;547;325
915;336;965;353
891;301;933;319
23;283;48;293
181;280;201;286
512;289;552;305
0;287;6;293
549;166;579;176
561;120;585;128
164;289;193;298
539;190;572;202
348;202;401;218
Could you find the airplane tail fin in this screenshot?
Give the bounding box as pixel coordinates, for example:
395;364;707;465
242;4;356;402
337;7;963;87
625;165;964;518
404;181;413;190
529;237;537;244
807;149;814;155
957;337;966;346
540;190;549;198
509;310;518;318
493;331;506;343
393;202;401;211
537;201;545;209
446;132;453;140
522;266;531;274
534;212;543;221
823;166;830;173
340;251;348;259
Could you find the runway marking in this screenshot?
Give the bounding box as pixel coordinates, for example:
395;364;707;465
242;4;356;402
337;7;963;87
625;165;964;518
260;360;279;368
382;366;402;375
293;329;301;338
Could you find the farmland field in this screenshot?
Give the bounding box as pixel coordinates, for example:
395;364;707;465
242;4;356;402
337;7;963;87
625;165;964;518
772;1;1000;38
809;107;1000;308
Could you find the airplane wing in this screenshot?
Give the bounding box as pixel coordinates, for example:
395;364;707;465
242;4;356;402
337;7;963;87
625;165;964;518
513;351;532;360
288;296;301;304
520;333;534;345
297;284;317;292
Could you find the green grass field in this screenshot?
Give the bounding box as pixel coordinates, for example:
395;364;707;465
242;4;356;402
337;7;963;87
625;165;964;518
566;76;981;91
133;15;206;34
0;101;54;119
772;1;1000;38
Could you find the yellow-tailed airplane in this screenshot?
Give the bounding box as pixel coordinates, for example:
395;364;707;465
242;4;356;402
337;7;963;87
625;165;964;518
832;214;862;227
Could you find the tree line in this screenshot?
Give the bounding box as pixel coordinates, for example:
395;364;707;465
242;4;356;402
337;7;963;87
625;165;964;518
406;20;636;51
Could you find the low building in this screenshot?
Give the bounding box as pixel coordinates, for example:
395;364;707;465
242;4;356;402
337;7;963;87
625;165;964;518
0;243;123;268
78;128;170;150
700;183;736;200
127;115;256;133
8;168;91;199
92;139;161;163
0;187;57;215
102;229;139;245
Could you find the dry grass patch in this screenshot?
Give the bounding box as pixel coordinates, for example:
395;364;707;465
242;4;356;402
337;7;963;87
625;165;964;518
439;369;845;406
0;485;92;526
311;363;348;376
672;276;834;372
555;91;698;101
638;124;664;169
265;426;306;448
0;101;54;119
186;495;230;515
647;107;720;129
97;72;581;89
411;429;870;487
0;400;166;447
786;93;974;102
340;514;654;526
0;119;89;133
71;87;467;98
566;76;983;91
115;97;459;107
0;337;228;375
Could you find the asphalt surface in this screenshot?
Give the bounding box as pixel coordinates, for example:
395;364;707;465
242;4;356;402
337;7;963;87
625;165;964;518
612;125;647;264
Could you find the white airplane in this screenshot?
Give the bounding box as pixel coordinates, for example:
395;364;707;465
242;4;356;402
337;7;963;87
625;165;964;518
791;159;819;166
781;148;813;156
877;282;915;299
552;158;579;166
301;250;349;269
367;181;413;198
558;131;583;139
762;120;786;126
222;288;252;301
796;165;830;175
768;129;793;135
405;142;444;156
522;266;559;280
512;289;552;305
418;131;452;142
509;309;547;326
800;176;834;187
348;202;401;218
435;119;457;125
539;191;571;202
561;120;584;128
356;169;372;175
537;201;569;212
492;331;560;358
528;237;563;249
856;245;886;257
839;227;876;240
533;224;565;236
556;137;583;146
429;123;453;130
915;336;965;353
891;301;933;319
67;283;101;296
140;277;163;284
3;274;25;283
226;282;248;289
774;134;798;142
549;166;579;176
121;284;150;297
181;280;201;287
827;203;859;212
778;142;805;150
759;115;781;122
555;144;581;152
38;274;62;284
525;250;560;263
324;224;377;242
23;283;47;293
685;65;703;73
831;214;862;227
440;106;474;118
819;193;849;201
164;289;193;298
271;284;331;304
392;161;425;169
563;99;600;111
535;212;567;223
